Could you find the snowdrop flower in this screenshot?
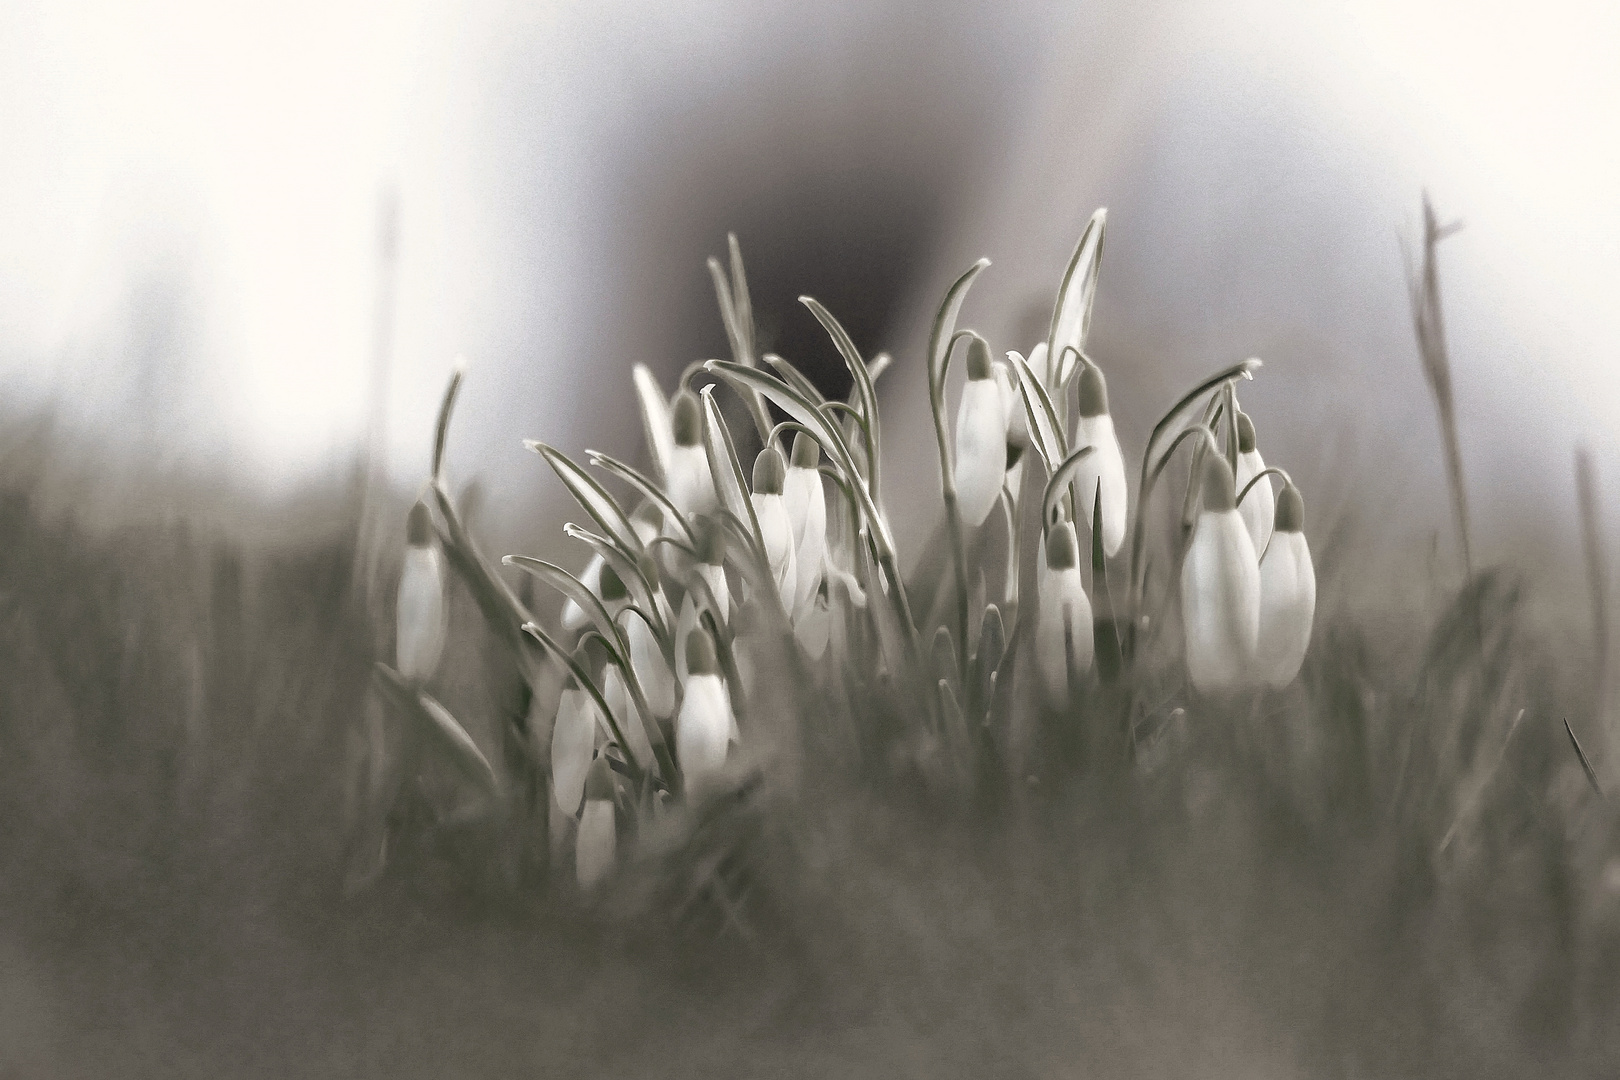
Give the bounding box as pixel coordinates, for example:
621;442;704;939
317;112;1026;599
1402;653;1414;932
396;500;447;684
1035;520;1094;705
1256;481;1315;688
551;639;607;816
1234;411;1274;556
1073;360;1128;557
751;447;797;613
576;754;617;890
992;359;1030;468
677;627;734;798
954;337;1007;529
676;515;729;684
625;554;675;718
563;504;660;633
1181;453;1261;694
666;390;718;521
784;433;827;621
599;566;655;767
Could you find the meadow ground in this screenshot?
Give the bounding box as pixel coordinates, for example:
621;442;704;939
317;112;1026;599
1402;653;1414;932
2;415;1618;1079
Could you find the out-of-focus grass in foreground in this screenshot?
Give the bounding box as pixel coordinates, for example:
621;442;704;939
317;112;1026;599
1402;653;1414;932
2;417;1619;1078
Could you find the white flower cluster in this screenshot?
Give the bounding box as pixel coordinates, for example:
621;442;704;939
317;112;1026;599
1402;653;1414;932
386;215;1319;894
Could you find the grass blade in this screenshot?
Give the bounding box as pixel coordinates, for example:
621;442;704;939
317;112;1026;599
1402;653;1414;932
525;440;643;557
375;664;499;799
1047;208;1107;392
632;364;674;484
801;296;883;502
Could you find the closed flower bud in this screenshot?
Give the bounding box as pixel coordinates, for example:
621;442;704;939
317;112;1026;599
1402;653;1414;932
676;516;730;684
551;642;605;816
1181;453;1261;693
576;755;617;889
1234;411;1274;556
677;629;734;798
602;652;654;768
992;360;1029;458
626;565;675;719
954;337;1007;528
751;447;798;613
1256;481;1315;688
784;433;827;621
666;391;718;520
1035;521;1094;704
397;501;447;683
1073;362;1129;557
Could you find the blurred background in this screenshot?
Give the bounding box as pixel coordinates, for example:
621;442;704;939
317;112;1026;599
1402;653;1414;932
4;0;1620;588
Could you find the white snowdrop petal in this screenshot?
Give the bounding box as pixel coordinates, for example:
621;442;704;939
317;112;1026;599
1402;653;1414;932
667;444;718;520
627;611;675;717
397;545;447;682
752;492;798;612
1073;414;1129;557
1236;449;1274;556
677;673;733;797
550;688;597;815
576;798;616;889
1035;567;1094;705
1181;509;1261;693
604;665;655;767
954;379;1008;528
784;466;827;619
1257;530;1316;687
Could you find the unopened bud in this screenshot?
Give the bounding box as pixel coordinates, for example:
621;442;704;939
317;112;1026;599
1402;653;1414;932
685;626;719;676
1046;521;1079;571
1201;453;1237;513
406;501;432;546
752;447;786;495
966;337;993;381
672;391;702;447
1077;362;1109;418
1237;411;1257;453
791;431;821;469
1274;481;1304;533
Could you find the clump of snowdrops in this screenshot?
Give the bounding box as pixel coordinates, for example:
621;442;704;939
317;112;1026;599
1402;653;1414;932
365;211;1318;899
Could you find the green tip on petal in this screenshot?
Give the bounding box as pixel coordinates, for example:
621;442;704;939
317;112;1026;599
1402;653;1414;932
1046;521;1079;571
966;337;994;381
1076;362;1109;418
693;514;726;565
672;392;702;447
685;626;719;676
1275;481;1305;532
599;564;629;601
752;447;786;495
406;501;432;545
584;754;616;800
1201;453;1237;513
578;635;610;682
1237;411;1257;453
791;431;821;469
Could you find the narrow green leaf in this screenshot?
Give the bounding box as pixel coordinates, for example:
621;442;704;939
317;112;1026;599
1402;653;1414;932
801;296;882;501
432;362;465;484
521;623;644;780
729;233;755;362
504;556;626;656
699;386;763;549
560;523;667;640
1007;350;1066;471
1047;208;1107;390
632;363;674;484
525;440;643;556
1043;444;1098;535
375;664;498;798
584;449;694;545
764;352;826;407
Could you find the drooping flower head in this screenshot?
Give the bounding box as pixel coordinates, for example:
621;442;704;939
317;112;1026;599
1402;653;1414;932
397;500;447;684
751;446;797;613
666;390;718;521
552;636;608;816
1256;480;1315;688
1073;360;1128;557
1180;452;1261;694
576;754;617;890
677;626;734;798
785;432;827;622
1035;520;1095;705
1234;410;1274;556
954;337;1007;529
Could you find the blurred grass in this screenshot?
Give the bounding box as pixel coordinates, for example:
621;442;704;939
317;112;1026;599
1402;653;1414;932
2;417;1619;1078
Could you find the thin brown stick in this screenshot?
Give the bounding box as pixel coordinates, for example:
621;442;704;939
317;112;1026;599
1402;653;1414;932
1408;192;1473;581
